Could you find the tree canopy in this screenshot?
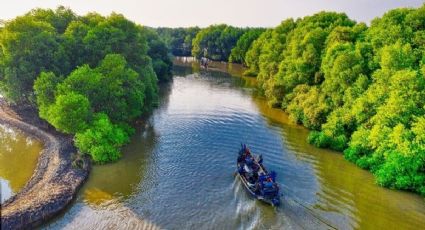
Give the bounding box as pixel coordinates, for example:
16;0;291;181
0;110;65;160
1;7;172;163
156;27;200;56
243;6;425;195
191;24;245;61
229;28;265;65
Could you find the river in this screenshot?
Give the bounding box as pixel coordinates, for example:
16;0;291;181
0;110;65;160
2;58;425;229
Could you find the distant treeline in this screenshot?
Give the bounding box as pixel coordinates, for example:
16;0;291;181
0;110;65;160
159;4;425;196
0;7;173;163
156;27;200;57
156;26;265;64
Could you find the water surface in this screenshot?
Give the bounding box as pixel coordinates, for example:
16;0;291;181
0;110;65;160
0;124;42;203
44;59;425;229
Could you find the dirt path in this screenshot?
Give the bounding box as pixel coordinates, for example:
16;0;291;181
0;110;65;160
0;99;90;229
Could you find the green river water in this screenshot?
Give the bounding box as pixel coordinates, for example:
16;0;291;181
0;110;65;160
0;124;42;203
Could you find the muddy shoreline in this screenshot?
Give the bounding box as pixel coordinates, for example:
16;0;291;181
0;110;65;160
0;99;90;229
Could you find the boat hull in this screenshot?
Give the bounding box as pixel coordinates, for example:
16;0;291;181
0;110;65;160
236;160;280;206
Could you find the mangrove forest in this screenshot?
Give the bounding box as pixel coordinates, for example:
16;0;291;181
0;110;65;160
1;2;425;229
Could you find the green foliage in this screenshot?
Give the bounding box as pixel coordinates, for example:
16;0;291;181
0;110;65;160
276;12;355;110
141;27;173;82
0;7;172;163
79;13;149;69
139;62;159;110
156;27;200;56
308;131;331;148
0;13;66;103
244;5;425;195
75;113;129;163
287;85;329;130
308;131;347;151
28;6;77;33
38;54;147;162
0;7;172;105
255;20;296;106
229;28;265;65
192;24;245;61
33;72;63;119
93;54;146;122
47;92;92;134
244;29;272;76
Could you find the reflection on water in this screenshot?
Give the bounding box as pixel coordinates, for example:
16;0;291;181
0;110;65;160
0;124;42;203
45;58;425;229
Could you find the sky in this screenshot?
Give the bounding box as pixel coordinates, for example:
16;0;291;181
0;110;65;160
0;0;424;27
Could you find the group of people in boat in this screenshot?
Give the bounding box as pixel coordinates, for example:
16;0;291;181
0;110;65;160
237;145;279;199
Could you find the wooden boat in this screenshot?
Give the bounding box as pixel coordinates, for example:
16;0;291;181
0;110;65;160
236;144;280;206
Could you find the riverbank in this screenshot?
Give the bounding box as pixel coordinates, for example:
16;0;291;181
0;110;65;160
0;99;90;229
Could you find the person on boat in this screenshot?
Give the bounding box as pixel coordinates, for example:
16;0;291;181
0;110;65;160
239;144;250;162
245;156;254;167
252;161;259;172
260;180;278;197
238;164;246;177
245;148;255;167
245;147;251;155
